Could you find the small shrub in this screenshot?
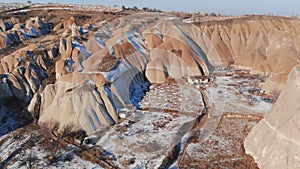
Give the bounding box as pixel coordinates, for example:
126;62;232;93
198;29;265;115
48;149;62;165
45;140;64;165
42;120;60;136
64;153;74;162
19;151;38;169
13;133;21;140
60;123;75;139
51;121;60;133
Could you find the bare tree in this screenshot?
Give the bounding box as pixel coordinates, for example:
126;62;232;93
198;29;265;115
210;12;217;17
19;151;38;169
60;123;75;139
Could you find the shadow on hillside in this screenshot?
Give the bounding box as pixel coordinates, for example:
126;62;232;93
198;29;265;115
0;98;33;137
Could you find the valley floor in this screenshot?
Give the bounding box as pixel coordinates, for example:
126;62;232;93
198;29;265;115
0;67;273;168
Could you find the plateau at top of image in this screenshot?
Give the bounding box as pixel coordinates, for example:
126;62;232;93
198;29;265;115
2;0;300;16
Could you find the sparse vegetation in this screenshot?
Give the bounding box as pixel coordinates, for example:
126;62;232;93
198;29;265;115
60;123;75;139
19;151;38;169
47;145;63;165
142;7;162;12
41;121;86;145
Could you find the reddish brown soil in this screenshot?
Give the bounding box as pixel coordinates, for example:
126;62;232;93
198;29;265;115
178;112;262;168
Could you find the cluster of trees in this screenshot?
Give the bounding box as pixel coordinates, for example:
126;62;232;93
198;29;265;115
142;7;162;12
170;11;223;19
120;5;162;12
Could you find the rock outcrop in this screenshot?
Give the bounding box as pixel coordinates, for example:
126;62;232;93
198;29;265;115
0;16;52;49
38;80;120;134
143;21;214;83
0;48;54;104
35;13;213;134
244;64;300;169
0;16;56;137
197;16;300;92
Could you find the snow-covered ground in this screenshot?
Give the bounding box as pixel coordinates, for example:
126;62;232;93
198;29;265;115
0;126;104;169
96;83;205;168
176;67;273;167
0;67;273;168
205;68;272;116
86;67;273;168
140;83;204;113
97;110;198;168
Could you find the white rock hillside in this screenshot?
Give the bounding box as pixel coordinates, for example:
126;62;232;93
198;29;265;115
244;64;300;169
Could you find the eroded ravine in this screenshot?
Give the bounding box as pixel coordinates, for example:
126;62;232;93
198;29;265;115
158;87;209;168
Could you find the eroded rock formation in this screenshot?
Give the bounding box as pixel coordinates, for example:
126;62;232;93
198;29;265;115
0;16;52;49
197;16;300;92
244;64;300;169
35;13;213;134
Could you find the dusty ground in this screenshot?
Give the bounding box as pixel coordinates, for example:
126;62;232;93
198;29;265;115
178;112;261;169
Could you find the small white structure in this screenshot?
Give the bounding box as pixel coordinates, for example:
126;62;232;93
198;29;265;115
188;75;209;85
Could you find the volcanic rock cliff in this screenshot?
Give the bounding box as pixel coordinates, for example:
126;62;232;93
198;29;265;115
31;13;214;134
197;16;300;92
